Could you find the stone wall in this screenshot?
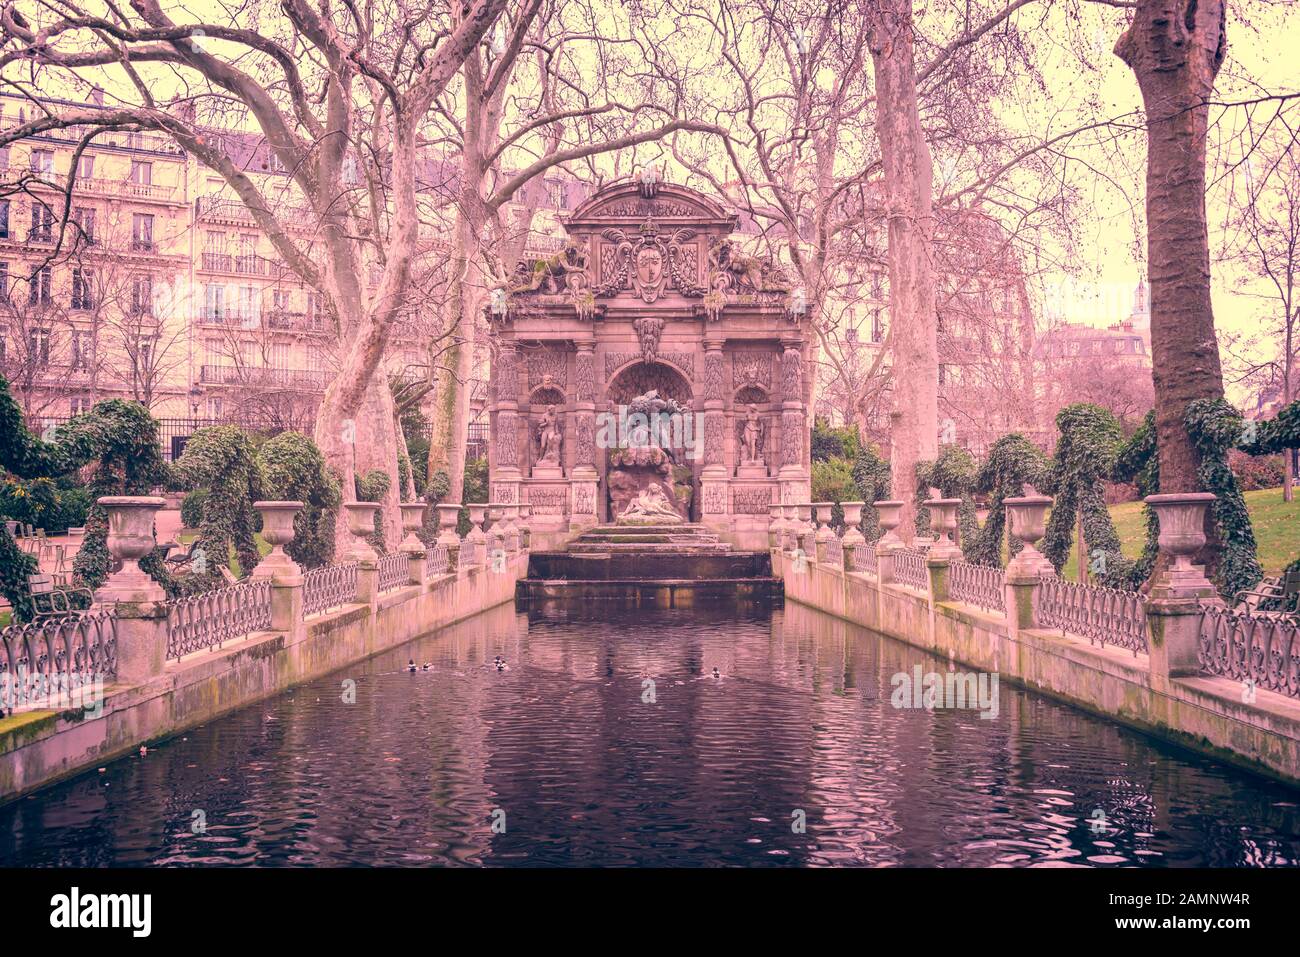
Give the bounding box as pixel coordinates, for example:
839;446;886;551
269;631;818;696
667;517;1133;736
777;551;1300;786
0;554;528;802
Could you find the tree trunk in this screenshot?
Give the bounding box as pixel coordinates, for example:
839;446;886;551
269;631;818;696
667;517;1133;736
427;213;484;506
868;0;939;542
1117;0;1228;573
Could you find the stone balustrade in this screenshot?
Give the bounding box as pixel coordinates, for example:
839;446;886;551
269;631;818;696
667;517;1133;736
769;492;1286;696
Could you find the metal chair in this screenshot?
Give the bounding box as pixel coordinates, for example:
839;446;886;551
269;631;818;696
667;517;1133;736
1235;567;1300;618
28;573;94;619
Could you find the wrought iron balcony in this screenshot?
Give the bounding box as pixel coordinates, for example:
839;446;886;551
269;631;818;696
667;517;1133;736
199;363;331;390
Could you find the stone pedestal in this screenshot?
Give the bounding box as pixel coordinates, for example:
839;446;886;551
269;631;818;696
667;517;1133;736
736;463;768;480
1144;493;1220;682
92;496;168;684
531;464;564;481
252;501;305;634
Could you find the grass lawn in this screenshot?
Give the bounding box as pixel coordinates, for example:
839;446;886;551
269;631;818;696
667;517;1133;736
177;529;272;574
1061;486;1300;581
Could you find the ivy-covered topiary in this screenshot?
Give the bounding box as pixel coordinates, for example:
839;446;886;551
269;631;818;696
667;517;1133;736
180;488;208;529
921;445;980;549
170;425;264;582
355;468;391;555
850;444;891;541
964;433;1050;568
1040;404;1130;585
257;431;340;569
1183;398;1264;598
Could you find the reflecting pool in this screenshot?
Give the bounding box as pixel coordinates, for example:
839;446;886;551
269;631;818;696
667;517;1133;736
3;599;1298;866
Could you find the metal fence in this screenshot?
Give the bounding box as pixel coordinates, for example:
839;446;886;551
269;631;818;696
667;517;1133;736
429;543;450;576
303;562;359;617
823;537;844;567
1038;576;1148;656
0;611;118;696
949;560;1006;615
851;543;878;577
377;552;409;593
1199;604;1300;699
165;578;273;661
893;548;928;592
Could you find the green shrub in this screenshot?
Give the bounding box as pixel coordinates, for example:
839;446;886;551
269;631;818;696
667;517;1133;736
257;432;340;569
180;488;209;529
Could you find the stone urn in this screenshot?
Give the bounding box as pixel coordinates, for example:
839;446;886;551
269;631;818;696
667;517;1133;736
922;498;962;560
463;503;488;565
873;500;905;548
813;503;835;543
841;502;866;546
399;502;428;553
435;503;462;546
501;504;521;550
343;502;381;561
97;496;166;600
780;504;799;550
1004;495;1053;578
1146;492;1219;599
252;500;303;579
768;504;786;548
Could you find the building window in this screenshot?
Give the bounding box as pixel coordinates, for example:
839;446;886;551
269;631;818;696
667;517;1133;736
132;275;154;316
29;149;53;174
871;308;885;343
203;283;226;321
72;206;96;243
132;213;154;251
207;396;223;418
71;268;95;310
28;265;52;305
70;396;90;415
0;262;8;299
0;199;9;239
236;285;259;325
30;203;55;242
130;160;153;186
306;292;322;328
29;327;51;363
76;154;95;179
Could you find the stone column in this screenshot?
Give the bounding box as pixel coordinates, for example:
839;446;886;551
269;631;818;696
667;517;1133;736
1003;495;1052;638
399;502;429;585
490;339;523;508
1144;493;1220;682
343;502;380;604
700;338;729;524
570;340;600;530
778;338;810;504
92;496;168;684
251;500;304;633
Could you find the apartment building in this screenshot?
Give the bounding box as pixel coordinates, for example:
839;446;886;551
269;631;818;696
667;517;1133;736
0;96;584;455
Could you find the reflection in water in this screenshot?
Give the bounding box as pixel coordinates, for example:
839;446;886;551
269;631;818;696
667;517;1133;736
2;599;1298;867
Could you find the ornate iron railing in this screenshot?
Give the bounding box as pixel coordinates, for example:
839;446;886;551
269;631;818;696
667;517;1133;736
377;552;408;593
458;540;477;569
0;611;118;704
429;543;450;576
1199;604;1300;699
165;579;273;661
949;560;1006;614
893;548;928;592
1038;576;1148;656
851;543;878;577
823;537;844;567
303;562;359;617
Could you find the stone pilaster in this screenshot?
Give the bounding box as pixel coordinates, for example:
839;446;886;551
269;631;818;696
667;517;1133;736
699;338;729;525
778;337;809;504
490;339;522;506
570;339;600;529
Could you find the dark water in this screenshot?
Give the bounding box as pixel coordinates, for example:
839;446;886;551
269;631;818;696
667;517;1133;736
3;599;1299;867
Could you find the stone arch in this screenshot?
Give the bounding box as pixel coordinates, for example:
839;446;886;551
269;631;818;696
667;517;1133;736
735;384;769;406
605;360;694;407
529;385;566;407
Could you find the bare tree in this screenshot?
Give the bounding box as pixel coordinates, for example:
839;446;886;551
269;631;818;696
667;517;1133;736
0;0;510;548
1224;126;1300;501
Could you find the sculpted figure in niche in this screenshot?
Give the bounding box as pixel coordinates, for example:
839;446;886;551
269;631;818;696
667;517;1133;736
741;404;764;463
536;405;563;464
